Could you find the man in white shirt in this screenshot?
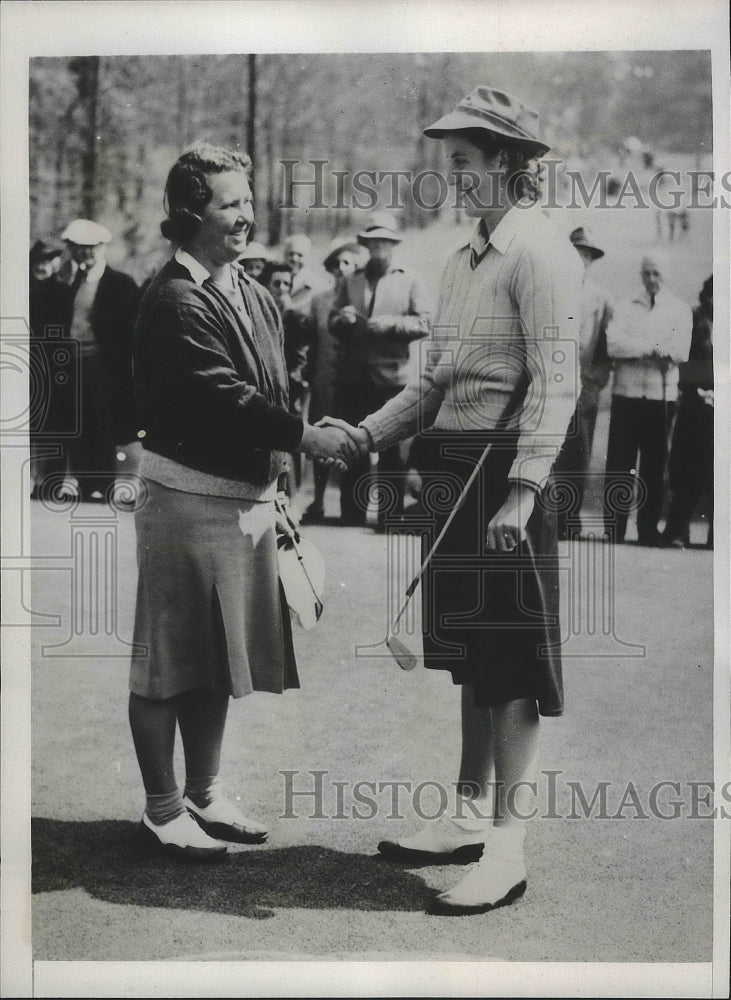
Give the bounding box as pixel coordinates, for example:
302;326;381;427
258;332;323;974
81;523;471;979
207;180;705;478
602;251;692;545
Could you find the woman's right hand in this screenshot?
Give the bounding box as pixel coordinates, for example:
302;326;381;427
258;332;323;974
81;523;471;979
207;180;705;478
299;423;362;470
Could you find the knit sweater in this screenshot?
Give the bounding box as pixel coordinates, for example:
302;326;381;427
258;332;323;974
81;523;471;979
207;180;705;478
361;206;583;490
134;253;303;491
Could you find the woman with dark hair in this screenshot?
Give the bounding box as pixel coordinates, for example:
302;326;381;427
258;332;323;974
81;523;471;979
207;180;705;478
322;88;581;913
130;144;356;859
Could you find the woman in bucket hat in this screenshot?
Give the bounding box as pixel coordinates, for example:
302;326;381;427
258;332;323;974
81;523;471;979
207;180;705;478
322;86;582;914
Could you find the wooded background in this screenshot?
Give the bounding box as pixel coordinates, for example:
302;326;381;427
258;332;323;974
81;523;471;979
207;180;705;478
29;50;712;283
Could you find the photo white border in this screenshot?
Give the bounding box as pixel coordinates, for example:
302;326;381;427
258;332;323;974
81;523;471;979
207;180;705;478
2;1;729;997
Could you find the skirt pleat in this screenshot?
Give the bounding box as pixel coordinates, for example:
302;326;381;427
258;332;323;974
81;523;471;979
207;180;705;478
414;432;563;716
130;481;299;700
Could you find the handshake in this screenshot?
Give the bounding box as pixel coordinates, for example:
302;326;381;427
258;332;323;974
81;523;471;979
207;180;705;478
299;417;372;471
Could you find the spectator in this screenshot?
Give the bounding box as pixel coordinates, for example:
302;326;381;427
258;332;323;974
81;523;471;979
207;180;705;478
551;226;612;538
283;233;332;321
663;276;713;548
329;212;430;528
602;251;692;545
238;240;269;279
29;238;67;498
300;235;361;524
260;259;309;494
36;219;140;503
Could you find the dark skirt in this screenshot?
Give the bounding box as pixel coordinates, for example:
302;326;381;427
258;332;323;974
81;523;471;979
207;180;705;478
414;431;563;716
130;481;299;700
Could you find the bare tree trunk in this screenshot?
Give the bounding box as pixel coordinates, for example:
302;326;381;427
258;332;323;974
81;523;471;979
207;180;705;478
247;54;257;172
266;124;282;246
75;56;101;219
176;56;189;151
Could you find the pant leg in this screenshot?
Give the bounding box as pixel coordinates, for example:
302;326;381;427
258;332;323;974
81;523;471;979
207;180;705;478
665;396;713;543
603;395;641;541
552;401;589;535
68;352;117;497
336;382;375;524
636;399;671;543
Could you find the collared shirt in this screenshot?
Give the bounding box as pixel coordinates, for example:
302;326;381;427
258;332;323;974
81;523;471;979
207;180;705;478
175;247;209;285
361;205;582;491
606;287;693;400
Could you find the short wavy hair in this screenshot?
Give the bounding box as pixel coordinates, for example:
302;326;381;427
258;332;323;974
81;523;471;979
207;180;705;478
161;144;252;243
456;128;544;205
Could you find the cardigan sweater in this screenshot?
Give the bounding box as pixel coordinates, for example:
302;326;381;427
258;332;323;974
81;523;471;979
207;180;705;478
134;255;303;490
361;206;583;491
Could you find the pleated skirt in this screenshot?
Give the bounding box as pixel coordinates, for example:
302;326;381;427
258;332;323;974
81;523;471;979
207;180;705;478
130;481;299;700
414;432;563;716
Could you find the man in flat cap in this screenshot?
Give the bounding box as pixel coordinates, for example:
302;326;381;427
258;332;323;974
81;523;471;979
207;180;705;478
329;211;431;528
40;218;140;502
551;226;613;538
603;250;692;545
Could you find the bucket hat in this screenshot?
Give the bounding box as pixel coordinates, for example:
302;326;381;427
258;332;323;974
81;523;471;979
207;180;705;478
569;226;605;260
423;86;550;157
30;238;65;264
323;235;361;269
357;212;402;243
238;241;269;262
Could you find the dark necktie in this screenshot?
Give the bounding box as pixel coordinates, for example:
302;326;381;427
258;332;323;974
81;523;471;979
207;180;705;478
71;265;87;295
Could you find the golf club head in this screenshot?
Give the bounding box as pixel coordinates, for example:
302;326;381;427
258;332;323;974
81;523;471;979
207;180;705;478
386;633;418;671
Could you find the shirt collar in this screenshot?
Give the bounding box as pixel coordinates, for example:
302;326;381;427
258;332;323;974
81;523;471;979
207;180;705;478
72;259;106;284
175;247;210;286
463;200;535;257
631;287;666;309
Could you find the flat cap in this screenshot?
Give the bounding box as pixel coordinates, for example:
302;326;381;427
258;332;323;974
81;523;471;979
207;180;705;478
61;219;112;246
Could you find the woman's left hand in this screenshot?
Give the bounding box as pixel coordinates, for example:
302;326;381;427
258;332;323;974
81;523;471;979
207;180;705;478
486;482;537;552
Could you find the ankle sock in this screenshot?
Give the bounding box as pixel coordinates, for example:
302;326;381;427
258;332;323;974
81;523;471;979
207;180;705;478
145;788;186;826
490;823;526;862
184;774;222;809
453;794;493;831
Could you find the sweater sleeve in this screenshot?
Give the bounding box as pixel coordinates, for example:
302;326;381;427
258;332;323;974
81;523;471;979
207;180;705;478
359;345;447;448
360;265;454;448
507;242;582;490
